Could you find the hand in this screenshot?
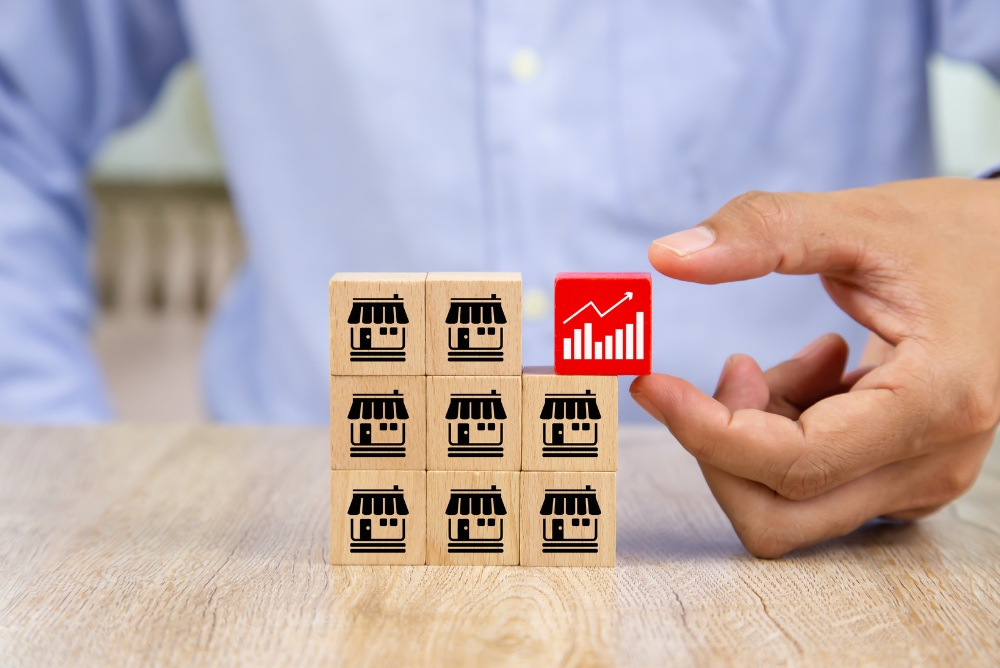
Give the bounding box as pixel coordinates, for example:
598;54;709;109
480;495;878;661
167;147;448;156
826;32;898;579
630;178;1000;557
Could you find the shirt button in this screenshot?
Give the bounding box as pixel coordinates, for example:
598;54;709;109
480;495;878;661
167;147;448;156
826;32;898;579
523;288;550;321
509;48;541;82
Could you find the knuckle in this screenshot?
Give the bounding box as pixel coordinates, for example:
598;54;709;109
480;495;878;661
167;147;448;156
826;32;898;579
682;434;717;462
955;378;1000;437
776;454;833;501
732;191;790;238
935;461;979;501
729;190;806;272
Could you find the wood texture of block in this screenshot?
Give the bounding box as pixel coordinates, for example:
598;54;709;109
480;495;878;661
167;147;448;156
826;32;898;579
425;272;522;376
426;471;520;565
330;376;426;470
330;272;426;376
330;470;426;565
519;471;615;567
521;367;618;472
426;375;521;471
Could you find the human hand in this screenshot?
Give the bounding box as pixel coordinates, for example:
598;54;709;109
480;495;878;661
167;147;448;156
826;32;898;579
630;178;1000;557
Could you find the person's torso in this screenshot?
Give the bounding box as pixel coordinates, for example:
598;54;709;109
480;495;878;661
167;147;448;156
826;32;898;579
179;0;934;421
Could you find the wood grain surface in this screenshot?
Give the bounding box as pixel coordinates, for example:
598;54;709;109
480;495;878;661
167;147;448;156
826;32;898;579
521;368;618;472
427;375;522;471
0;425;998;666
330;470;426;566
330;375;427;470
425;272;522;376
520;471;616;567
329;272;427;377
426;471;521;566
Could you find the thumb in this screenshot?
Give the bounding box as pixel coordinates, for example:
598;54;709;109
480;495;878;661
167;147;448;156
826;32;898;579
649;190;874;285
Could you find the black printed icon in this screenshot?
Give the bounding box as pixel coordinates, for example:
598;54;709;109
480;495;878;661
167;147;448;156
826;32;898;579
540;486;601;553
445;295;506;363
445;485;507;554
348;294;409;362
348;485;409;553
445;390;506;458
347;390;408;458
539;390;600;458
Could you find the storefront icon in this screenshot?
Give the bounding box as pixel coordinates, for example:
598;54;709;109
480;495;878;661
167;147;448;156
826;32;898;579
445;295;507;363
540;486;601;553
347;486;409;553
445;485;507;554
348;295;409;362
445;390;507;458
347;390;408;458
539;391;601;458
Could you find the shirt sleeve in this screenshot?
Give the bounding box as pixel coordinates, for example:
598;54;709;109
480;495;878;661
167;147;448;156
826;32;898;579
932;0;1000;79
0;1;189;422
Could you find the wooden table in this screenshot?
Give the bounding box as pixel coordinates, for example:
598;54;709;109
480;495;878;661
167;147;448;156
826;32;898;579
1;426;997;666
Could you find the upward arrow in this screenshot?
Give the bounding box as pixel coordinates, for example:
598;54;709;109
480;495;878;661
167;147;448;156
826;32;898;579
562;292;633;325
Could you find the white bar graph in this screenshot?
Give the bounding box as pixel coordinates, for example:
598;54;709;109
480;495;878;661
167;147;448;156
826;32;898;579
563;312;646;361
636;312;644;360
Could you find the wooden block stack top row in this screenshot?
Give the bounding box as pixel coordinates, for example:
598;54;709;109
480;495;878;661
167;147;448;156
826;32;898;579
329;272;639;567
329;272;523;377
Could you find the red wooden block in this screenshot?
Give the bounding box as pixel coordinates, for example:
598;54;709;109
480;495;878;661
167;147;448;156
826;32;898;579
554;273;652;376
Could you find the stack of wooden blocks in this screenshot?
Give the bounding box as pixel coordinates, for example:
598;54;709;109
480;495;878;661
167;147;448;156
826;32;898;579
329;272;626;567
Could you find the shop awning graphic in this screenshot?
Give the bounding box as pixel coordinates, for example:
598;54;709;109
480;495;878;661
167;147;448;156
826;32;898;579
540;488;602;516
348;298;409;325
445;298;507;325
348;393;408;420
445;392;507;421
347;489;409;516
540;393;601;421
445;489;507;516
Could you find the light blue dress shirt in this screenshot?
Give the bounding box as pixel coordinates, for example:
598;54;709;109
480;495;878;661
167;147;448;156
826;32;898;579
1;1;999;423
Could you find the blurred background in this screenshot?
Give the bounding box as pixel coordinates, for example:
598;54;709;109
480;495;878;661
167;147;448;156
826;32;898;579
90;57;1000;422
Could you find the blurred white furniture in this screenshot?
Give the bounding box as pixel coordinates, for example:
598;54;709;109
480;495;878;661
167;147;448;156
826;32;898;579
92;181;241;421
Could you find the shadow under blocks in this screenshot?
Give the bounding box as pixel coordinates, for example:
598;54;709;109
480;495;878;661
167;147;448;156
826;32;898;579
330;271;646;566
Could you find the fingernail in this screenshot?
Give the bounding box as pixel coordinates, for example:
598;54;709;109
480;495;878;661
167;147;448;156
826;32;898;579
652;226;716;257
630;391;667;425
792;335;831;360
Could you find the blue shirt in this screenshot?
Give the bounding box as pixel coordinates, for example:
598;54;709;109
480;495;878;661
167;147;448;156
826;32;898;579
1;1;999;423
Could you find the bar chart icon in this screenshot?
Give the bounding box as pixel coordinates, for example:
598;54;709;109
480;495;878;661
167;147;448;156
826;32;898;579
554;273;652;376
562;312;644;362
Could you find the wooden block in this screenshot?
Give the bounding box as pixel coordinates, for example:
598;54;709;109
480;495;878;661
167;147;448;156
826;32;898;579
330;376;426;470
426;471;520;565
520;471;616;567
426;376;521;471
329;272;426;376
425;272;522;376
553;272;652;376
330;470;426;565
521;367;618;472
